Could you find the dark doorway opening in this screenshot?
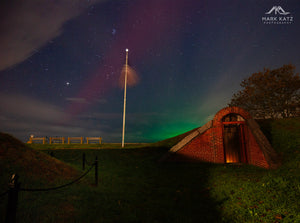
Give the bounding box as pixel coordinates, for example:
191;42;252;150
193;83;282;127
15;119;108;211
222;114;247;163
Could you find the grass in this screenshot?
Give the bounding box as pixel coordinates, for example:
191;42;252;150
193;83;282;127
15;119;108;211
28;143;149;150
0;118;299;222
31;148;222;222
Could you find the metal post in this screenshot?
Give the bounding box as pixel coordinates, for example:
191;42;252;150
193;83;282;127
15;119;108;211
95;156;98;186
5;174;20;223
122;48;129;148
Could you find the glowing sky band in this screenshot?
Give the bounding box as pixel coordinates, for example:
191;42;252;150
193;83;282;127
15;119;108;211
122;48;129;148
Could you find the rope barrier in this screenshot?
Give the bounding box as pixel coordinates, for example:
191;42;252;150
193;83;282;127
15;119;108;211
19;163;95;192
3;156;98;223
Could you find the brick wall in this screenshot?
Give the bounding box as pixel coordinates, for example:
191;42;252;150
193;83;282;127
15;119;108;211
246;126;269;168
168;107;271;168
176;128;215;162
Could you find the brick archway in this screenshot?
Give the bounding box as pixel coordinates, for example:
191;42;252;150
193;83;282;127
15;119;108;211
213;107;252;164
213;107;252;127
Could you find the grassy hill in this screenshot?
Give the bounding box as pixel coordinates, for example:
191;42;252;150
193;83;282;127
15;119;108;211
0;132;79;182
0;133;83;222
0;118;299;222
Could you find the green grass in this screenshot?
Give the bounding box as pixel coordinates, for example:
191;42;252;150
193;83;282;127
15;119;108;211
0;118;299;222
28;143;150;150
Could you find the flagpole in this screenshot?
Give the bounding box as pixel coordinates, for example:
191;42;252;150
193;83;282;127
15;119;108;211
122;48;129;148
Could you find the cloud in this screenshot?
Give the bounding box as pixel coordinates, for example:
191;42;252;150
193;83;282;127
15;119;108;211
96;98;107;104
0;93;120;141
0;93;106;140
2;118;103;141
65;97;88;104
91;112;122;120
0;93;67;123
0;0;107;71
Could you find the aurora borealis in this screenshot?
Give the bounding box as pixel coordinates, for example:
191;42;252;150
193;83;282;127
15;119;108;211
0;0;299;142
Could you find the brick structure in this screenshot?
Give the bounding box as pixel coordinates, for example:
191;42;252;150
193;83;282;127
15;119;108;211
162;107;280;169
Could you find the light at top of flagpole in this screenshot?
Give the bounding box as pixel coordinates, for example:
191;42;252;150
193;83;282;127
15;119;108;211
126;48;129;52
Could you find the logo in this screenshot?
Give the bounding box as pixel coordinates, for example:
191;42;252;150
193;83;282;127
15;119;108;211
265;6;290;15
262;6;293;24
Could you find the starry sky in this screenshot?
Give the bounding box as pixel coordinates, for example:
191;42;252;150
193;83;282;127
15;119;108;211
0;0;300;143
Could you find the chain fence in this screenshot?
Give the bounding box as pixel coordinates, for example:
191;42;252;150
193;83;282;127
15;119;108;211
2;156;98;223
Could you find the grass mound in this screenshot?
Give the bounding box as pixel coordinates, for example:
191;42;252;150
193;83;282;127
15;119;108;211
257;117;300;165
0;132;79;183
0;133;84;223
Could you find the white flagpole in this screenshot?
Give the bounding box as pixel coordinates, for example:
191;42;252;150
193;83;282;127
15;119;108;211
122;48;129;148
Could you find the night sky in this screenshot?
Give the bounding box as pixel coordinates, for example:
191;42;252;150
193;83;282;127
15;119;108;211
1;0;299;143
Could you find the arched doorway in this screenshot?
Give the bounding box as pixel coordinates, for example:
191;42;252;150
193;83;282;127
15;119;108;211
222;114;247;163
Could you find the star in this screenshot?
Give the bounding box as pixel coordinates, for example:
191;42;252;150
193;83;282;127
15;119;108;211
66;82;70;86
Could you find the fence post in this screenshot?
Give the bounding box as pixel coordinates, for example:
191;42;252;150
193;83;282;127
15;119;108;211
95;156;98;186
82;153;86;170
5;174;20;223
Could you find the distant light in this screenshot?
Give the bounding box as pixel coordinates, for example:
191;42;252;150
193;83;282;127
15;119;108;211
126;48;129;52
